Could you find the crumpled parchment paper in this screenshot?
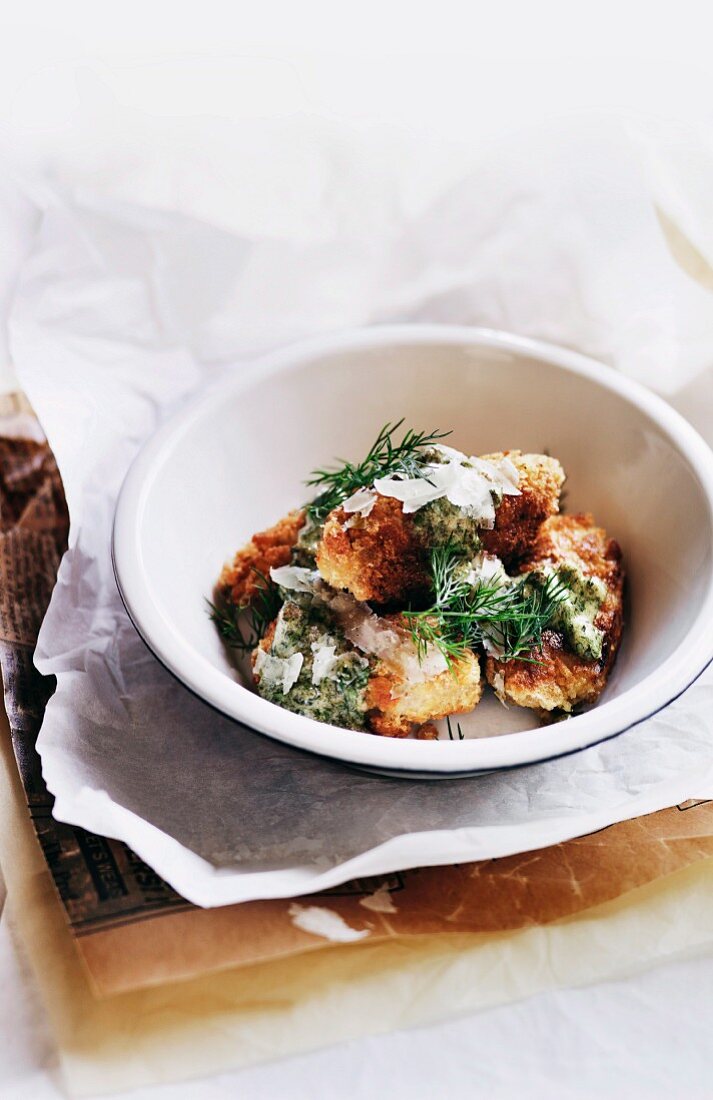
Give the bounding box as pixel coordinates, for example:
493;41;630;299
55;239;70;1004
8;114;713;906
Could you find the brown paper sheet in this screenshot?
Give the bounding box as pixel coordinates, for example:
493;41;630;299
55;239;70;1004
3;717;713;1098
74;801;713;995
1;392;711;1001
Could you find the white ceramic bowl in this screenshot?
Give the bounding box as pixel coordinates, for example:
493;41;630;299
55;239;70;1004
113;326;713;777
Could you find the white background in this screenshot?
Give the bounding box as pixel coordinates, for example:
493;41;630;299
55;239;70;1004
1;3;712;1097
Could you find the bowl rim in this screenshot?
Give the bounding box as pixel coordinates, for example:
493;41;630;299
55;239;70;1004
112;324;713;775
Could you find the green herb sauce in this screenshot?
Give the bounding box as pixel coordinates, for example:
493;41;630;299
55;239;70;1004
409;447;497;556
256;600;371;729
546;563;607;661
412;497;483;557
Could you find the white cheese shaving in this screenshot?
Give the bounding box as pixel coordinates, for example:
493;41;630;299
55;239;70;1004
389;642;449;683
323;589;448;683
253;648;303;695
374;443;520;526
491;669;509;706
310;642;339;685
465;552;509;587
270;565;321;593
342;487;378;517
465;553;511;657
481;634;506;658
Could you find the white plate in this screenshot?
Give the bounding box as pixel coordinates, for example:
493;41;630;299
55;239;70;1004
113;326;713;776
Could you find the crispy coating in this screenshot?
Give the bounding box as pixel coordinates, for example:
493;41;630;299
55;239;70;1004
257;618;278;653
366;648;483;737
485;513;624;715
316;452;564;604
480;453;565;564
415;723;440;740
317;494;431;604
219;510;305;606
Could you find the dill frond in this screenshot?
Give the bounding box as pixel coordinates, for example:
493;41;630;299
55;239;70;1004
304;419;451;524
208;569;282;654
403;545;570;666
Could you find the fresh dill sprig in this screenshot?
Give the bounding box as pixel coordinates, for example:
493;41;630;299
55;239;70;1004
208;569;282;654
479;571;572;661
304;419;451;524
403;545;570;666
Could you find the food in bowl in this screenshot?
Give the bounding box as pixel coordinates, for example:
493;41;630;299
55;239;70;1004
211;421;624;737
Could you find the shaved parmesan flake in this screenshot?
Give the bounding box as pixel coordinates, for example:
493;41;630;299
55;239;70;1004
464;554;513;658
342;488;378;517
254;649;303;695
323;590;448;682
465;553;508;587
374;443;520;526
491;670;508;704
481;633;506;659
311;642;339;685
270;565;320;593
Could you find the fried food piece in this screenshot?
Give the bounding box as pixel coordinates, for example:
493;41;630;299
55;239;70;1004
485;513;624;716
218;510;305;606
252;599;482;737
366;649;482;737
316;452;564;604
317;494;431;604
252;602;374;730
480;452;565;564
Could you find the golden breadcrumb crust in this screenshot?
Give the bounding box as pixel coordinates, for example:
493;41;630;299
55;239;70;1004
366;648;483;737
256;618;278;655
317;494;430;604
480;452;565;564
219;510;305;606
485;513;624;715
316;452;565;604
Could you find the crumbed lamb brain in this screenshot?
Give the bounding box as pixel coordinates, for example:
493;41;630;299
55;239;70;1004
219;509;305;607
252;600;373;730
479;452;565;564
316;452;565;605
252;599;483;737
485;513;624;716
366;647;482;737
